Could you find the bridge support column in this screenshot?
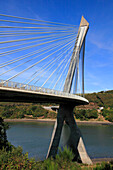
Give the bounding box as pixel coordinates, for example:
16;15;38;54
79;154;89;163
46;104;92;165
64;104;92;164
46;104;65;158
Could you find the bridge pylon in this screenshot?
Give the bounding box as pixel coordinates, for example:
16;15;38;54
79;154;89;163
46;16;92;165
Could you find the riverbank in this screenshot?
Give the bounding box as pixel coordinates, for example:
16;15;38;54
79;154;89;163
6;119;113;164
92;158;113;164
4;118;113;125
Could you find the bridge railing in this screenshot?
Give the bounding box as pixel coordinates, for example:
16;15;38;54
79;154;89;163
0;79;83;99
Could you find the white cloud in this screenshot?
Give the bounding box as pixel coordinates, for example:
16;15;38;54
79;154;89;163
88;31;113;51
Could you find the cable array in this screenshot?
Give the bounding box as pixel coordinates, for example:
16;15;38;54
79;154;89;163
0;14;78;91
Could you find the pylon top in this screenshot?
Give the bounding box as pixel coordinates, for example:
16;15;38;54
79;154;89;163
80;16;89;27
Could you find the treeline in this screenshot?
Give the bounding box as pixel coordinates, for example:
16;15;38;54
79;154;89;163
0;104;57;119
0;103;99;121
74;109;98;121
85;90;113;108
101;109;113;122
0;103;113;122
84;90;113;122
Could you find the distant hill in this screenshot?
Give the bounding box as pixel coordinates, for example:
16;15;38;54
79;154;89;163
85;90;113;108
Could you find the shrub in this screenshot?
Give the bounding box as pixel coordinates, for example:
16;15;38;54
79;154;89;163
86;109;98;119
0;146;82;170
75;109;98;120
94;161;113;170
107;113;113;122
0;117;11;151
2;109;13;118
57;146;74;162
75;110;85;120
31;105;37;112
101;109;113;122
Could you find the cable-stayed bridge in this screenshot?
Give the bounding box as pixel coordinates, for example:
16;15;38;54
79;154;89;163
0;79;88;104
0;14;92;164
0;14;84;94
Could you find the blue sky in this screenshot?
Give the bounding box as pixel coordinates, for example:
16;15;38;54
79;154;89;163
0;0;113;93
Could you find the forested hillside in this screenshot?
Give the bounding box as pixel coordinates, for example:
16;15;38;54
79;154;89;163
0;90;113;122
0;103;56;119
85;90;113;108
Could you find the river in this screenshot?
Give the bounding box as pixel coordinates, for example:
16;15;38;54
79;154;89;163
7;122;113;160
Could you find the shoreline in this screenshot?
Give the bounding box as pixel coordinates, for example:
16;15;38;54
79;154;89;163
4;118;113;125
92;158;113;164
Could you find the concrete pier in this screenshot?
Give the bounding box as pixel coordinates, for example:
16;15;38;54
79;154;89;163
47;103;92;165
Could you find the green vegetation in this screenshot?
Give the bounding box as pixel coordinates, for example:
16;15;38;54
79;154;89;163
0;103;56;119
101;109;113;122
0;144;81;170
0;117;11;151
0;145;113;170
93;161;113;170
74;109;98;121
85;90;113;108
84;90;113;122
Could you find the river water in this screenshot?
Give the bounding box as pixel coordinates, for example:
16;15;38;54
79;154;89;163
7;122;113;160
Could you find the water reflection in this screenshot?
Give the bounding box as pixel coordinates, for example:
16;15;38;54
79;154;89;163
7;122;113;160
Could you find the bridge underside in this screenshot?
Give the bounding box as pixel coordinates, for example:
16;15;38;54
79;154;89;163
0;88;88;105
0;87;92;165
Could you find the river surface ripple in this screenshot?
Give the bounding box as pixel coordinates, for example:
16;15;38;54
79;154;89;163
7;122;113;160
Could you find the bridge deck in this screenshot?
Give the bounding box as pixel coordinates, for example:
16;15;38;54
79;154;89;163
0;80;88;105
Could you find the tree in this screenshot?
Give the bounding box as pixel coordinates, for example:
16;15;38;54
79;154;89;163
0;117;10;151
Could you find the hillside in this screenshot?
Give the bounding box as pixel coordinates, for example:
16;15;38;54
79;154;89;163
0;90;113;122
85;90;113;108
75;90;113;122
0;103;57;119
